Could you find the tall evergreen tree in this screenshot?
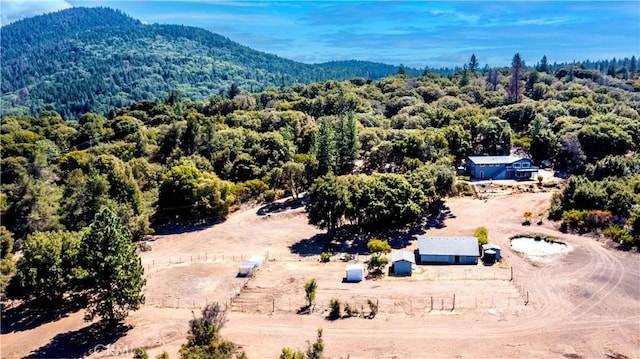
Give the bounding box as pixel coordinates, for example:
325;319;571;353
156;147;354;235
507;53;525;103
337;112;360;174
468;54;479;76
79;207;145;326
630;55;637;79
228;82;240;99
536;55;549;73
316;119;337;176
459;67;470;87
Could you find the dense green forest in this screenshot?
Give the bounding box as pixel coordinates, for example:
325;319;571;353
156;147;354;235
2;50;639;244
1;7;422;119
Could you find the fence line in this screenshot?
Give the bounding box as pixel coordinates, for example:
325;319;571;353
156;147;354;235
142;252;346;271
226;291;529;316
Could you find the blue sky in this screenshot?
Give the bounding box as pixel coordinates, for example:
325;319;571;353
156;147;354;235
2;0;639;68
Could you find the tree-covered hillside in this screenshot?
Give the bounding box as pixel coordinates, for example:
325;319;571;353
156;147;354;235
0;7;417;119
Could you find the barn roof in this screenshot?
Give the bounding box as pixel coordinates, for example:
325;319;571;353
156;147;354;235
468;156;524;165
391;251;416;264
418;236;480;257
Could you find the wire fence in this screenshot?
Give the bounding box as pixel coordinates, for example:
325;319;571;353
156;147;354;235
141;252;344;272
228;291;529;316
142;253;531;313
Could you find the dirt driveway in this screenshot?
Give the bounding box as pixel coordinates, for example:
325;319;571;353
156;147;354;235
2;192;638;359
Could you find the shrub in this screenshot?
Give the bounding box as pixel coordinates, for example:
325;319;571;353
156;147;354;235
475;226;488;245
328;298;341;319
367;299;379;319
367;255;388;273
343;302;358;318
133;348;149;359
367;239;391;254
604;225;634;249
562;209;614;232
319;252;331;263
304;279;317;308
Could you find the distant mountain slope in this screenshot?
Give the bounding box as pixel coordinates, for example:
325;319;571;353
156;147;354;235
1;7;415;118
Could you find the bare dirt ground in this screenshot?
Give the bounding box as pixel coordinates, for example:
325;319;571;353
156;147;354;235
2;188;639;359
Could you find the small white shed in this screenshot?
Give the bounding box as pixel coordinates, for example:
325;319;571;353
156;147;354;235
391;251;415;275
238;261;259;277
238;255;265;277
345;263;365;282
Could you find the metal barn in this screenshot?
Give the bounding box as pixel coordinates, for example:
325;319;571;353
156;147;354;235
418;236;480;265
391;251;415;275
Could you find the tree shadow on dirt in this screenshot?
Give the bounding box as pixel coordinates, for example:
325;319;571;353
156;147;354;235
423;202;453;230
290;229;417;256
1;299;85;334
290;233;329;257
290;203;454;256
153;217;225;235
26;322;131;358
257;197;307;216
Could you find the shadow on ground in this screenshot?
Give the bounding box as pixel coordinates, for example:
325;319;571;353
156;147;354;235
1;299;85;334
424;203;453;230
290;230;418;256
27;322;131;358
290;202;454;256
152;217;225;235
256;197;306;216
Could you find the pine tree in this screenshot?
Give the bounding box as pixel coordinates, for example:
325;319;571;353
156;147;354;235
79;207;145;326
630;56;637;79
536;55;549;73
316;119;337;176
507;53;525;103
468;54;479;76
459;67;470;87
337;112;360;174
228;82;240;99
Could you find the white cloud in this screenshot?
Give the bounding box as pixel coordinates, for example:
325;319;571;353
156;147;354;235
0;0;72;26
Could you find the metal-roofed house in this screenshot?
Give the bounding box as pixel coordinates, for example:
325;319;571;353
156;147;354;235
391;251;416;275
466;156;538;180
418;236;480;265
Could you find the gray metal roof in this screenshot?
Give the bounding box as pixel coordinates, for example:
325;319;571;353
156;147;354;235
418;236;480;257
468;156;524;165
391;251;416;264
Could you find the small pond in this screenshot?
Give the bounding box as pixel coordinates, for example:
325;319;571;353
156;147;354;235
510;236;567;256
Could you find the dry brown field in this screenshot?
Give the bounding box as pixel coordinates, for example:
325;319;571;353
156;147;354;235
2;186;639;359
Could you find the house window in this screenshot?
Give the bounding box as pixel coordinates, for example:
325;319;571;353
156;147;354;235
513;163;520;168
522;163;529;168
480;164;485;167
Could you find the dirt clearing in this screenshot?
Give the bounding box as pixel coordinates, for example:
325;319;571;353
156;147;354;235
2;192;638;358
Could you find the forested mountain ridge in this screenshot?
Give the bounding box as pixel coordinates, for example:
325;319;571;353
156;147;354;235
0;7;418;119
